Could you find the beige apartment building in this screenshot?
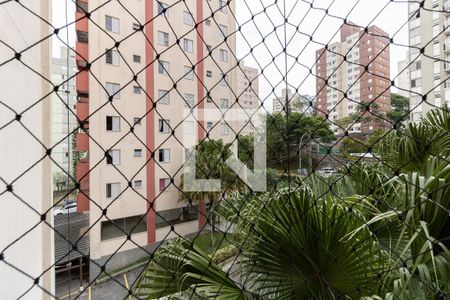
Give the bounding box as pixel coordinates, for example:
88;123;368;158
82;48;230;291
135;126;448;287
408;0;450;121
74;0;245;274
315;23;391;136
0;0;53;298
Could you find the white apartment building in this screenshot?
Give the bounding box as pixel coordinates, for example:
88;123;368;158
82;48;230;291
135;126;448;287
74;0;240;275
51;47;78;181
408;0;450;121
272;88;313;115
236;63;260;135
397;55;411;98
0;0;54;298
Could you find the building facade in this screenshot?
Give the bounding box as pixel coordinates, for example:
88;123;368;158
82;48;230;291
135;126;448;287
236;63;260;135
74;0;240;273
51;46;78;181
397;54;411;98
0;0;54;298
315;22;391;135
272;88;312;115
408;0;450;122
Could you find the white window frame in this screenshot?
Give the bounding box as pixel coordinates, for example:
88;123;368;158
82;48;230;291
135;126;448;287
158;89;170;104
183;11;194;26
219;49;228;62
105;15;119;33
159;149;170;163
158;60;170;75
158;31;169;46
107;149;121;165
184;66;194;80
106;182;121;199
105;49;120;65
183;38;194;53
106;82;120;99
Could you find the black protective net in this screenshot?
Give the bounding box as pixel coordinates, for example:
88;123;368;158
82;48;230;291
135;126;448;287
0;0;449;299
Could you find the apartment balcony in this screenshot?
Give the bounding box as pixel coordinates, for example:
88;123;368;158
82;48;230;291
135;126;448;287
76;132;89;152
75;11;88;34
76;70;89;94
76;42;88;69
76;99;89;127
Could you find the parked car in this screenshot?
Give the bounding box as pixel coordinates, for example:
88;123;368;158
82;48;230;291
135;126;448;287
318;167;337;177
53;202;77;216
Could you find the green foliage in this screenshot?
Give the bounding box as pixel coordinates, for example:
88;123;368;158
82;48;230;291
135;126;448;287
135;108;450;300
266;112;335;163
237;134;254;163
387;93;410;127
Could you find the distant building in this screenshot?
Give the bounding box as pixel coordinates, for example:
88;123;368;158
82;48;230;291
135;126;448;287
397;54;410;98
407;1;450;122
236;63;260;135
51;46;78;180
315;22;391;135
273;88;313;115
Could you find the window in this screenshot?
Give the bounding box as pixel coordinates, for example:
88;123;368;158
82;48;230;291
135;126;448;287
106;183;121;199
157;1;169;16
159;149;170;163
134;149;143;157
221;123;229;135
205;19;211;26
133;86;141;94
206;122;213;129
185;121;194;135
158;119;170;133
158;31;169;46
219;0;227;13
158;89;170;104
219;49;228;62
106;82;120;99
106;116;120;132
133;23;140;31
183;38;194;53
206;70;212;77
133;117;141;126
159;178;171;192
133;180;143;189
220;98;229;109
106;149;120;165
133;55;141;63
156;206;198;229
158;60;169;75
105;49;120;65
184;93;195;107
183;11;194;26
206;96;212;102
220;74;228;86
206;44;212;51
101;215;147;241
105;16;119;33
184;66;194;80
219;24;228;37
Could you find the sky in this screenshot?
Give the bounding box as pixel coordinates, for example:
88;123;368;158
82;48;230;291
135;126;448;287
52;0;409;111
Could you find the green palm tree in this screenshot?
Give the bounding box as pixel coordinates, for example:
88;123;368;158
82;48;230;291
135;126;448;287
135;107;449;299
179;139;243;234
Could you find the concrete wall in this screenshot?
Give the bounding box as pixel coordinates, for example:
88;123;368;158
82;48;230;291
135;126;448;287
0;1;53;298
